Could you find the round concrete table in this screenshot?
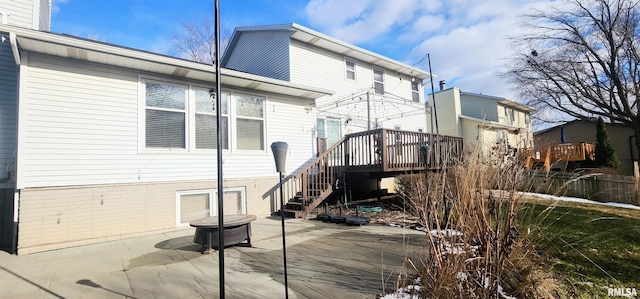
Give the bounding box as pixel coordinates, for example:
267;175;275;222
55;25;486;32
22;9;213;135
190;214;257;254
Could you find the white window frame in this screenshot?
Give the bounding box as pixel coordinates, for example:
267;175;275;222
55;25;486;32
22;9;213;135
345;58;356;81
373;67;385;95
139;76;268;154
496;129;509;154
141;79;188;151
411;80;420;102
192;87;230;151
175;187;246;227
232;93;266;151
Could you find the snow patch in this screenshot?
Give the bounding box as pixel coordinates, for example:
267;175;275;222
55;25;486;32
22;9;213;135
519;191;640;210
429;229;463;238
379;277;422;299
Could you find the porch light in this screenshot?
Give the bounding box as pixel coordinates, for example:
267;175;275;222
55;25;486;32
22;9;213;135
420;145;432;166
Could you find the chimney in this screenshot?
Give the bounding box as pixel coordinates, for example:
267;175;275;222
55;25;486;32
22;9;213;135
439;80;446;91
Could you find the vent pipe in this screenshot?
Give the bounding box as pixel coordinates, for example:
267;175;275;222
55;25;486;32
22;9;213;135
439;80;446;91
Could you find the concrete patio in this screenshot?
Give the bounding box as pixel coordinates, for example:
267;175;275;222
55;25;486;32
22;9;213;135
0;216;428;298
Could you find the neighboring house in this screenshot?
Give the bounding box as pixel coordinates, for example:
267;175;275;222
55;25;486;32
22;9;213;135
221;23;433;152
534;119;638;174
426;85;535;158
0;6;331;254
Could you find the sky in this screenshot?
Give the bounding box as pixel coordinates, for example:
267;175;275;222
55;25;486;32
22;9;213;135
50;0;562;125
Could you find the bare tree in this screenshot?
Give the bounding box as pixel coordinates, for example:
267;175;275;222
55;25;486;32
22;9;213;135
502;0;640;154
169;15;231;65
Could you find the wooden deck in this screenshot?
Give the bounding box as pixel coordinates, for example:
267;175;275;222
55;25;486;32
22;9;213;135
276;129;464;218
525;143;595;172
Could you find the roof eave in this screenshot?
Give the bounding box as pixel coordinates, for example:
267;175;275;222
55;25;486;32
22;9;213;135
2;25;332;100
225;23;433;80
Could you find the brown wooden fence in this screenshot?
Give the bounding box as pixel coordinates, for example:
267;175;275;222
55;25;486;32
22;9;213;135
524;171;640;206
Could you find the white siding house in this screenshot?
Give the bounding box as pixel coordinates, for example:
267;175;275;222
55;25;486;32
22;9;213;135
0;0;50;31
427;86;535;158
222;23;433;151
0;24;331;254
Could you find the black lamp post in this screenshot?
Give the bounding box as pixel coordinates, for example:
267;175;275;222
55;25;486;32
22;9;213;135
271;141;289;299
212;0;225;298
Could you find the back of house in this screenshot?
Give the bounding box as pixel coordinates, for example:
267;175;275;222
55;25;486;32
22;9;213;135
222;23;433;152
0;1;331;254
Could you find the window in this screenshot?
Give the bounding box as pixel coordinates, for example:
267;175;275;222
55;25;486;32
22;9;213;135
178;191;211;225
145;82;186;148
142;77;268;152
373;67;385;95
411;80;420;102
496;129;509;154
345;58;356;80
525;113;530;124
496;129;508;143
176;188;246;226
503;107;515;123
235;94;265;150
195;89;229;149
221;189;246;215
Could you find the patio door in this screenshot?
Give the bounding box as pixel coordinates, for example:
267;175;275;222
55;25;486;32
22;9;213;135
317;118;341;147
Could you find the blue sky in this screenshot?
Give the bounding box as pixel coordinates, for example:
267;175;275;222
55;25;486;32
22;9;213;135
51;0;558;113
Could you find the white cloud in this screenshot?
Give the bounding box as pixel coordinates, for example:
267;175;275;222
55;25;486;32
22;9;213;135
51;0;68;13
304;0;555;101
305;0;419;44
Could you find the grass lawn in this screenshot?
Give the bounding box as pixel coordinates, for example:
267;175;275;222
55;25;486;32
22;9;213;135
520;199;640;298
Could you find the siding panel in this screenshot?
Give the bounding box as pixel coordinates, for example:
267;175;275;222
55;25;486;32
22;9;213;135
21;53;316;188
290;40;426;132
0;0;34;29
224;31;291;81
461;94;499;121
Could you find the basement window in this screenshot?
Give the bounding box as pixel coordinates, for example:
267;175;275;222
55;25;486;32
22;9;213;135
176;188;246;226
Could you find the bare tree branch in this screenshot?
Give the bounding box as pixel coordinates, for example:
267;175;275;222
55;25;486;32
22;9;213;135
168;15;231;65
501;0;640;155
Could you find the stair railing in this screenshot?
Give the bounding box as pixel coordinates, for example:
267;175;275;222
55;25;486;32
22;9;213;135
278;136;348;209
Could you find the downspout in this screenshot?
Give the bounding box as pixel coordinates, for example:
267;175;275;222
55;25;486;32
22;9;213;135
9;31;20;254
2;33;19;182
10;32;20;65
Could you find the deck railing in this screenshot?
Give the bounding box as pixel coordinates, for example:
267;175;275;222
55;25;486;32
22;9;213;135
345;129;464;172
275;129;465;217
525;143;596;171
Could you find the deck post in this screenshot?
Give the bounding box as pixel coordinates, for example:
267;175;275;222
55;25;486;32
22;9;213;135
381;129;389;172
